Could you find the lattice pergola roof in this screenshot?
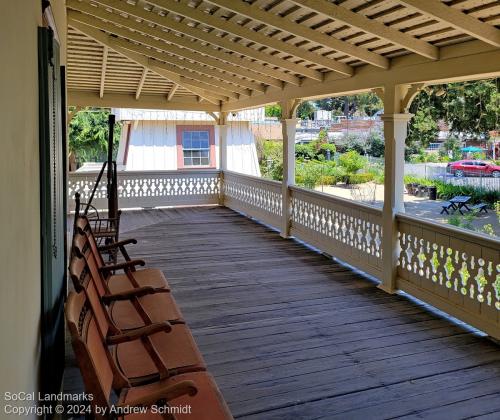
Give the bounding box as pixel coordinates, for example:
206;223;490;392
66;0;500;111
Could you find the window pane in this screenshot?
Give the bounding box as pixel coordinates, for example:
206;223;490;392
192;157;201;166
200;131;209;141
200;139;209;149
192;150;201;158
201;157;209;165
182;137;191;148
184;157;191;166
201;150;209;158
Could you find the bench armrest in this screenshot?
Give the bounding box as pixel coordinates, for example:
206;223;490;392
99;259;145;274
106;322;172;345
118;381;197;408
98;238;137;251
101;286;156;304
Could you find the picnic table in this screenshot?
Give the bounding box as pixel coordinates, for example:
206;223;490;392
449;195;471;215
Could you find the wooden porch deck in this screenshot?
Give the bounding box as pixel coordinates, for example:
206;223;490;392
65;206;500;419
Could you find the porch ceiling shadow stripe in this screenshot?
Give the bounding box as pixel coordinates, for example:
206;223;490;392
145;0;350;78
84;0;300;86
68;18;226;104
204;0;390;68
68;10;252;99
287;0;440;60
67;0;267;93
399;0;500;47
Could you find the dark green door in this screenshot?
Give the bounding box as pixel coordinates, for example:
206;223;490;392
38;27;66;398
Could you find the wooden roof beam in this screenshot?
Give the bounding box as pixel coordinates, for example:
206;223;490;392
205;0;388;69
400;0;500;47
87;0;300;86
135;68;148;100
68;90;221;111
288;0;439;60
68;18;224;105
67;0;266;93
67;9;251;98
167;83;179;101
99;46;108;98
146;0;346;79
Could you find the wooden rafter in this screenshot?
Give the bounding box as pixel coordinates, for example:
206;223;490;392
86;0;300;86
288;0;439;60
67;0;266;93
146;0;343;79
68;18;224;104
68;90;221;111
67;9;250;98
206;0;389;69
135;68;148;100
167;84;179;101
99;46;108;98
400;0;500;47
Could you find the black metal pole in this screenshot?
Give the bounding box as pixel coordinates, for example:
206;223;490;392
107;114;116;219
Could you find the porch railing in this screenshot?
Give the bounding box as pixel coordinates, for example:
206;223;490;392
397;214;500;338
68;169;221;211
290;186;383;279
67;169;499;339
223;171;282;229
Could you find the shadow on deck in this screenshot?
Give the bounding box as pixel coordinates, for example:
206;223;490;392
65;206;500;419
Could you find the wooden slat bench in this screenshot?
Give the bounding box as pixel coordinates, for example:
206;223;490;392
470;203;488;213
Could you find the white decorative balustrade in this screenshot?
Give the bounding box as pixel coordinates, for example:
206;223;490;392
289;186;383;279
67;168;500;339
68;170;221;210
222;171;282;229
397;214;500;338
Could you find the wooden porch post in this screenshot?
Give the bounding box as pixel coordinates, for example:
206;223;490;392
380;85;413;293
280;99;299;238
217;111;228;205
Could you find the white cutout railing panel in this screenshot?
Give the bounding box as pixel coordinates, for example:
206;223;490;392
397;213;500;338
223;171;282;229
68;170;221;210
290;186;383;279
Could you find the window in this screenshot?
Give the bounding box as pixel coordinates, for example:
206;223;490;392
176;125;216;169
182;130;210;166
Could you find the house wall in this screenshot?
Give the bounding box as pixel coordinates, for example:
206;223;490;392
117;120;261;176
0;0;43;409
0;1;65;414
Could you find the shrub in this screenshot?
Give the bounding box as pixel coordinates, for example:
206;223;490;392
295;143;315;160
346;173;375;185
366;131;384;157
338;150;366;174
317;143;336;159
296;162;323;189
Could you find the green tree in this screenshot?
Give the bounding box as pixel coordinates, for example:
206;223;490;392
69;108;121;165
314;92;382;118
406;108;439;151
296;101;315;120
407;78;499;156
264;104;282;118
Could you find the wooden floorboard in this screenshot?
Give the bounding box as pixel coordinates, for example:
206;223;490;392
64;206;500;419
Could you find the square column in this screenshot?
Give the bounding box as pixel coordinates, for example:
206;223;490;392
380;112;412;293
217;111;228;205
280;117;298;238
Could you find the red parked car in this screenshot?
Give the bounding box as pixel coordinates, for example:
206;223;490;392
447;160;500;178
